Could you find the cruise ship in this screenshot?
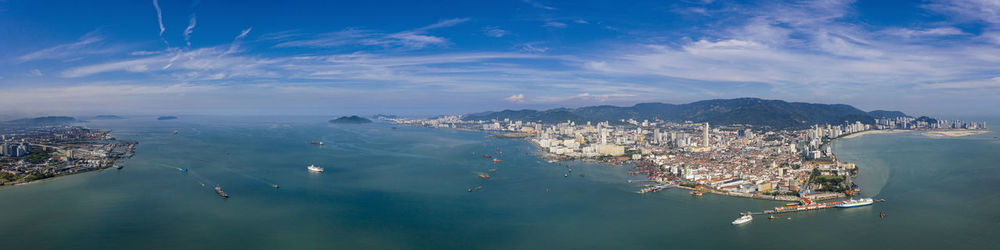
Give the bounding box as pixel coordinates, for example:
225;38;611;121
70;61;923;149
307;164;324;173
732;214;752;225
836;198;874;208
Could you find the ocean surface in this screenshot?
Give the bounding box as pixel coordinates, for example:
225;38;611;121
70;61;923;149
0;116;997;249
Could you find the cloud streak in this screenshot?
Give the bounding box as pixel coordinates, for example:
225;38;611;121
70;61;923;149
184;14;196;47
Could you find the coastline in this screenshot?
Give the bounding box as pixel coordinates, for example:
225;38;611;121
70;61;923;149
839;129;910;139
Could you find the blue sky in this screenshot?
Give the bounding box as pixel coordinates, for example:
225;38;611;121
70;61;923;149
1;0;999;118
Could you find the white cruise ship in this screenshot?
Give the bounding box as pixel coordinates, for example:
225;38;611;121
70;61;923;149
836;198;874;208
732;214;752;225
307;164;324;173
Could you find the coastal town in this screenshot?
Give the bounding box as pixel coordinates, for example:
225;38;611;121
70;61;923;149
388;115;987;202
0;125;137;186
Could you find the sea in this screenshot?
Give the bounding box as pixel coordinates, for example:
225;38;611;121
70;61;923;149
0;116;996;249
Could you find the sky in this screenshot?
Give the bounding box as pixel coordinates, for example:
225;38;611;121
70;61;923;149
1;0;999;119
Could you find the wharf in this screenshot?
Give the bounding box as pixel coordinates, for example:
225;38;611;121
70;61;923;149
742;198;886;215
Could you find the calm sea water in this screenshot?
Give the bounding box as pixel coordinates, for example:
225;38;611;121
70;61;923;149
0;116;996;249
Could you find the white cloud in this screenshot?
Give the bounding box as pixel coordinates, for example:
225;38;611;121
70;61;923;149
483;26;508;38
18;30;111;62
153;0;167;46
918;77;1000;89
184;14;196;47
505;94;525;103
886;27;966;38
544;21;567;28
28;69;43;76
273;19;468;49
523;0;556;10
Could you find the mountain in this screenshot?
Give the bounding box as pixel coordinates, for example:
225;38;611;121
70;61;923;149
463;98;899;129
94;115;123;119
5;116;79;126
330;116;372;124
868;110;909;119
157;116;178;120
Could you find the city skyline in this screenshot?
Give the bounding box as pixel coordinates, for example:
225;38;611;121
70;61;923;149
2;0;1000;118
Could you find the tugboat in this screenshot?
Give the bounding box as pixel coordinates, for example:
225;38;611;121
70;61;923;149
768;215;777;220
214;186;229;198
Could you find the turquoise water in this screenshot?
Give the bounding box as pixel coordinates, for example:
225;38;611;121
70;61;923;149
0;116;996;249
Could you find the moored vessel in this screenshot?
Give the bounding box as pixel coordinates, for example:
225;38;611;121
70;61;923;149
836;198;874;208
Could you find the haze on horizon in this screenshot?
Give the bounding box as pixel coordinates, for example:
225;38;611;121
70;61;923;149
1;0;999;119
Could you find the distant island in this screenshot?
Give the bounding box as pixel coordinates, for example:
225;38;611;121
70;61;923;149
330;116;372;124
94;115;123;119
4;116;78;126
157;116;178;121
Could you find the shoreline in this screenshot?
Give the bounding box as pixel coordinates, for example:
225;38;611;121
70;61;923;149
838;129;910;139
922;130;990;138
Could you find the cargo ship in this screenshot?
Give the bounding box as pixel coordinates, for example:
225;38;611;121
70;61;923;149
836;198;874;208
215;186;229;198
492;159;502;163
310;141;325;146
482;154;492;158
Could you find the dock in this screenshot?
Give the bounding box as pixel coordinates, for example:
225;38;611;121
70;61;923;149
743;198;886;214
639;183;671;194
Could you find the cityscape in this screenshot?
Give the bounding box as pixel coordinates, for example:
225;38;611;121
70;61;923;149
2;0;1000;249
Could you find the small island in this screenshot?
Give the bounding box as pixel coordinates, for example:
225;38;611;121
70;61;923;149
329;116;372;124
157;116;178;121
94;115;123;119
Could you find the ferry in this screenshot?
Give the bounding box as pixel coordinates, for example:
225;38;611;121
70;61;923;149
836;198;874;208
310;141;325;146
732;214;752;225
307;164;324;173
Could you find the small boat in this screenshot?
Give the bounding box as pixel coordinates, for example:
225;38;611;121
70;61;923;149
478;173;491;179
482;154;492;158
116;165;124;170
214;186;229;198
307;164;324;173
467;188;473;192
768;215;777;220
492;159;502;163
880;211;886;219
474;185;483;190
172;130;178;135
564;174;569;177
310;141;325;146
178;168;188;173
488;169;496;173
732;214;752;225
272;184;279;189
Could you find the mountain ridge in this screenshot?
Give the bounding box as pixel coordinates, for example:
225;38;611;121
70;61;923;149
462;98;906;129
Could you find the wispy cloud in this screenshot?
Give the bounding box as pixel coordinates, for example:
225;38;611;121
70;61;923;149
273;18;469;49
482;26;508;38
523;0;556;10
184;14;196;47
17;30;116;62
152;0;167;46
505;94;525;103
225;27;253;55
543;21;567;28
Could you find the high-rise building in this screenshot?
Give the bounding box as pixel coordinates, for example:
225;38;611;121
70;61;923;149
703;123;710;146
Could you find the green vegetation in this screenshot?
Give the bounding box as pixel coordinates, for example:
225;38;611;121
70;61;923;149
679;183;700;188
21;171;54;182
21;149;51;164
329;115;372;124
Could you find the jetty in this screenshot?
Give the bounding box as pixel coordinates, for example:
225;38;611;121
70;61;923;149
739;197;886;215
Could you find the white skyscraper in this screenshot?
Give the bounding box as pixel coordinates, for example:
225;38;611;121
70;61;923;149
703;123;710;146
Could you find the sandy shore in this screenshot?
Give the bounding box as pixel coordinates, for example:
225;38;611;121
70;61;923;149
839;129;911;139
922;130;991;138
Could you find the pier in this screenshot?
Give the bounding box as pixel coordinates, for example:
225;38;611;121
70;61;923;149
740;198;886;215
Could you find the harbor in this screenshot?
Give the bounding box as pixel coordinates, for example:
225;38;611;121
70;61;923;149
739;197;886;215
